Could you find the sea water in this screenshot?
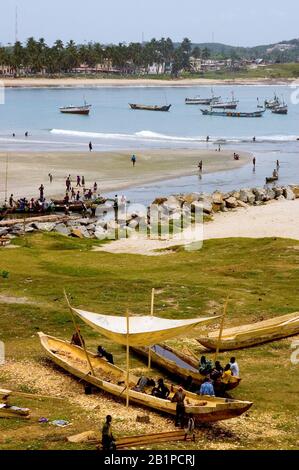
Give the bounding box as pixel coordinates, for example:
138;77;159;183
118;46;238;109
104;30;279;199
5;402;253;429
0;84;298;203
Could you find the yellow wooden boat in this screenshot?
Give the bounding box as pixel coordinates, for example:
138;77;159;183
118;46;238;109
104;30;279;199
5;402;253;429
38;332;252;423
132;344;241;391
0;389;30;419
197;311;299;351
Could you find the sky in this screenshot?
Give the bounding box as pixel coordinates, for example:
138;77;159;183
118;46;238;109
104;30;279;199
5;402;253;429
1;0;298;47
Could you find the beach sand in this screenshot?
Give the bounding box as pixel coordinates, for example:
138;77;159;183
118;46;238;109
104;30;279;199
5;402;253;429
1;77;292;88
0;149;250;200
96;199;299;256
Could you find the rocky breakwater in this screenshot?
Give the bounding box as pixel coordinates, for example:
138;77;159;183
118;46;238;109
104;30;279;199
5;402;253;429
0;185;298;243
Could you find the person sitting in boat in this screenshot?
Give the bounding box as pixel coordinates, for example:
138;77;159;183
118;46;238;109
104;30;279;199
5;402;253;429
199;356;213;375
198;377;215;397
96;345;114;364
272;169;278;178
210;360;223;382
221;364;233;383
133;376;155;393
101;415;116;451
71;328;85;348
151;378;170;399
229;357;239;377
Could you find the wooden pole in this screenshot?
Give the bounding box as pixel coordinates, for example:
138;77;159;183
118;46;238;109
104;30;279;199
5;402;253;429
214;297;229;364
126;308;130;408
63;289;96;376
148;288;155;369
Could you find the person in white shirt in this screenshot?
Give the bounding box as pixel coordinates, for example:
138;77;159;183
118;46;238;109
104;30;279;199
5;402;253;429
230;357;240;376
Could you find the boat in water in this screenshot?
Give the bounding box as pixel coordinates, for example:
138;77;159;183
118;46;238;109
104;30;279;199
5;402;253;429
211;100;238;110
59;103;91;115
131;344;241;392
129;103;171;111
197;311;299;351
264;93;280;109
201;109;265;118
38;332;252;423
185;96;220;105
272;103;288;115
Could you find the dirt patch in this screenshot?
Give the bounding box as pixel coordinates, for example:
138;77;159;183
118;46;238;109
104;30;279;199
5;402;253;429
0;295;33;305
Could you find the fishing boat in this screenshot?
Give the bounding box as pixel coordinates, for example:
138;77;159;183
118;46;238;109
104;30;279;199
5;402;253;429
185;96;220;105
59;102;91;115
272;104;288;115
38;333;252;423
211;100;238;110
197;311;299;351
131;344;241;391
264;93;280;109
0;389;30;419
201;109;265;118
129;103;171;111
265;176;279;183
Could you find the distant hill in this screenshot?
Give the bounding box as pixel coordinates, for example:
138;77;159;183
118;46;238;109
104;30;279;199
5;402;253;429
187;39;299;61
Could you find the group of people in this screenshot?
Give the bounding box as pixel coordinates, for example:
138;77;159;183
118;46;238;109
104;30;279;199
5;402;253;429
63;175;100;206
6;193;54;213
197;356;240;396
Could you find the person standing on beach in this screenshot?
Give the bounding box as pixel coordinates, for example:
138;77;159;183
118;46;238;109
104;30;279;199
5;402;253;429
93;182;98;193
218;144;221;152
276;160;280;169
131;154;136;166
198;160;203;172
48;173;53;183
253;157;256;169
76;175;81;187
25;131;28;137
206;136;210;142
39;184;44;201
76;190;80;201
89;141;93;152
9;194;14;207
82;176;85;187
66;176;71;192
253;136;256;142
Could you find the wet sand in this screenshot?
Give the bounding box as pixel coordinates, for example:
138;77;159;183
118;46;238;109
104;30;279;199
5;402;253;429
0;149;250;200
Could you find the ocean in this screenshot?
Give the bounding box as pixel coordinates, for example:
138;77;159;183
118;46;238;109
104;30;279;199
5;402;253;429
0;84;299;203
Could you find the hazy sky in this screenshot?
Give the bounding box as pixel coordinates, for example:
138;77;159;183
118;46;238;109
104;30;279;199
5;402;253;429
1;0;298;47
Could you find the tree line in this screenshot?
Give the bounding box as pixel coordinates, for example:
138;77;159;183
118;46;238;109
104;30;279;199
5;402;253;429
0;37;212;75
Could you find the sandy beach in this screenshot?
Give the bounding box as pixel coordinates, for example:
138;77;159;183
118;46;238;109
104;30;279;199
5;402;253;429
96;198;299;256
1;77;293;88
0;149;250;200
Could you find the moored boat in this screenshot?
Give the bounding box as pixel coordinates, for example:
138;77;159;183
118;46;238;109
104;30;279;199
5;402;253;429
272;104;288;115
129;103;171;111
201;109;265;118
265;176;279;183
59;104;91;115
264;93;280;109
211;100;238;110
197;311;299;351
185;96;220;105
38;332;252;423
131;344;241;391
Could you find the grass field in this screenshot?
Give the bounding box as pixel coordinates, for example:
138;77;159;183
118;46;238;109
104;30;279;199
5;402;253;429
0;233;298;450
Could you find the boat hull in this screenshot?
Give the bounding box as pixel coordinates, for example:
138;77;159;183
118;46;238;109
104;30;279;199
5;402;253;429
201;109;265;118
129;104;171;111
197;311;299;351
38;333;252;423
132;344;241;392
60;105;91;115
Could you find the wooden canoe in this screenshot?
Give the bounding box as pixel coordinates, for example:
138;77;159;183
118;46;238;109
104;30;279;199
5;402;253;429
197;311;299;351
131;344;241;391
0;389;30;419
38;333;252;423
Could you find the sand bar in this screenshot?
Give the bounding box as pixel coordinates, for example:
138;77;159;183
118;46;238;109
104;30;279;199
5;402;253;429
0;149;250;200
1;77;293;88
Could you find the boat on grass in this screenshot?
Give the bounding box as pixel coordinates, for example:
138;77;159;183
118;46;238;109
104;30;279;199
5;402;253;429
129;103;171;111
197;311;299;351
201;109;265;118
38;333;252;423
131;344;241;392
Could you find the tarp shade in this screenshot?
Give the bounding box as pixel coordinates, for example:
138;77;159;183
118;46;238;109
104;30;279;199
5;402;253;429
72;308;219;346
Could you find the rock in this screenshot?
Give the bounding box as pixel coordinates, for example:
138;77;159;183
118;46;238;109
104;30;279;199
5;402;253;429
231;191;240;200
136;414;150;423
239;189;255;203
273;187;283;198
196;195;213;214
31;222;56;232
180;192;201;204
0;227;8;236
283;187;295;200
106;220;120;231
276;195;285;201
94;226;108;240
225;197;238;208
237;200;248;208
71;227;90;238
252;188;266;201
264;188;275;201
55;223;71;236
290;185;299;198
212;191;223;205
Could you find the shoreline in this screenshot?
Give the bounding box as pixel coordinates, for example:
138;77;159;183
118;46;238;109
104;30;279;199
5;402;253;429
0;149;250;200
1;77;294;88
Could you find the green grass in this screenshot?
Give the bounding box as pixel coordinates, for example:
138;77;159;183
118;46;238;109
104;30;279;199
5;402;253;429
0;233;298;450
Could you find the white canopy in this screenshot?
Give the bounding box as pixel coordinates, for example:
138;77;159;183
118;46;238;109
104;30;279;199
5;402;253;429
72;308;218;346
